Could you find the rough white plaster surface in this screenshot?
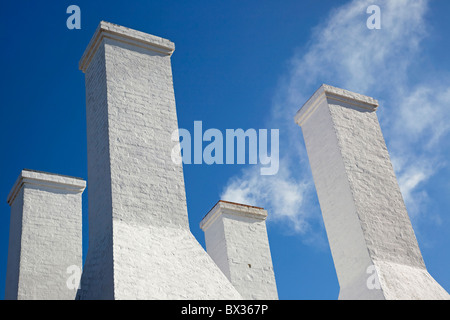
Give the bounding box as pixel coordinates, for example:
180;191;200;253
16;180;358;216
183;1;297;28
5;169;85;300
201;201;278;300
77;22;241;299
112;221;242;299
295;84;449;300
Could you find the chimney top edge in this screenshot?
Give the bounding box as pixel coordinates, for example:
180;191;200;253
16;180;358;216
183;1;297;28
79;21;175;73
7;169;86;206
200;200;267;231
294;84;379;126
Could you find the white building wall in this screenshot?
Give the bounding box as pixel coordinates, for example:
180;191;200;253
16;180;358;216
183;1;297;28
6;169;85;300
78;36;115;299
203;214;231;280
4;188;24;299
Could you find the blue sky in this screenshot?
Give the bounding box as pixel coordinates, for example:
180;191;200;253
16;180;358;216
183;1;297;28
1;0;450;300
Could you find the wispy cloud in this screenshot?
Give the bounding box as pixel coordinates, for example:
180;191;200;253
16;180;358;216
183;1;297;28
221;0;450;239
221;160;313;234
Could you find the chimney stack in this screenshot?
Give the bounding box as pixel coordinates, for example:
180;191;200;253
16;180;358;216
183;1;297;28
5;169;85;300
77;22;242;299
295;84;449;299
200;200;278;300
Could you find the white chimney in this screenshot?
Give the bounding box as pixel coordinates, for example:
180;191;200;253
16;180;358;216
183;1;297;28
5;169;85;300
77;21;242;299
200;200;278;300
295;84;449;299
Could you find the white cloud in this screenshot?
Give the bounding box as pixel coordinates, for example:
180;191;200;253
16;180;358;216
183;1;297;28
391;85;450;150
221;0;450;238
287;0;429;101
394;158;433;219
221;160;313;234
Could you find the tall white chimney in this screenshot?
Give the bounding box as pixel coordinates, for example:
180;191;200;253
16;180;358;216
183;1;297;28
77;22;241;299
295;84;449;299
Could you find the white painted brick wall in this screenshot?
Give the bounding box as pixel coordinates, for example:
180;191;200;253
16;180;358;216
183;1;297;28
201;201;278;300
104;37;189;229
5;188;23;299
295;84;449;300
6;170;85;300
78;39;115;299
78;22;242;299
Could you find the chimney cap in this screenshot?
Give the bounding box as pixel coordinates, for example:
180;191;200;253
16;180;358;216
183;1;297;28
79;21;175;73
7;169;86;206
200;200;267;231
294;84;379;127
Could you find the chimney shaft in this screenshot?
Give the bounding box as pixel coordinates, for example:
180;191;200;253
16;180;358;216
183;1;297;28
78;22;242;299
295;84;449;299
5;169;85;300
200;200;278;300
